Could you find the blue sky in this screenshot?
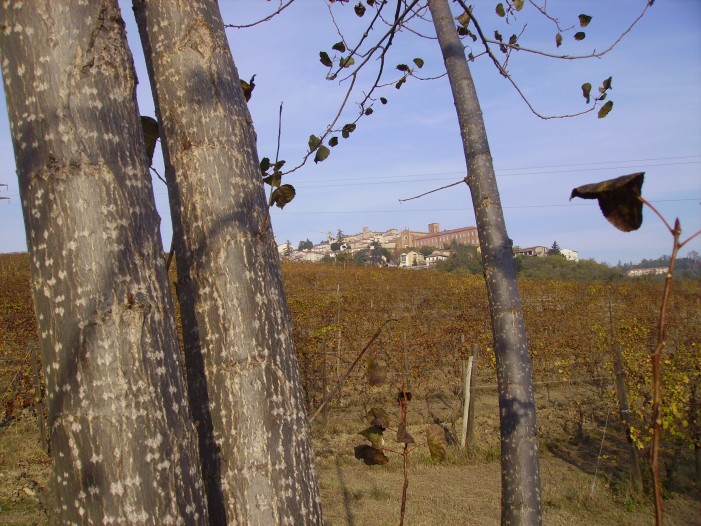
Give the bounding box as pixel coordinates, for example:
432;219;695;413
1;1;699;264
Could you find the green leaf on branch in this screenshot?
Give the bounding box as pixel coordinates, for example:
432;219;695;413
319;51;332;67
259;157;271;173
354;444;389;466
496;3;506;17
329;136;339;147
396;422;415;444
396;64;410;72
598;100;613;119
581;82;592;104
600;76;613;92
413;58;424;69
332;41;346;53
364;107;374;116
314;145;331;163
308;134;321;151
341;123;357;138
380;97;388;105
426;424;447;462
269;184;296;209
578;14;592;27
509;34;519;46
569;172;644;232
494;30;503;42
274;160;286;170
354;2;366;17
514;0;524;10
366;356;386;386
366;407;390;430
140;116;159;168
359;425;385;447
262;172;281;188
555;32;563;47
340;56;355;68
395;77;406;89
574;31;586;41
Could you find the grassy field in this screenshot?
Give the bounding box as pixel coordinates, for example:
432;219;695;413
1;253;699;524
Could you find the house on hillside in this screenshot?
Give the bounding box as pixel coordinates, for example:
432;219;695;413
277;242;293;256
560;248;579;262
297;251;327;263
626;267;666;277
399;251;425;267
425;250;451;266
516;246;548;257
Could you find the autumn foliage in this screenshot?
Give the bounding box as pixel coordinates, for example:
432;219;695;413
1;253;699;481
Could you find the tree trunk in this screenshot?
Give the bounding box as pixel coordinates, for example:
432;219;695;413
428;1;542;524
0;2;208;524
133;1;323;524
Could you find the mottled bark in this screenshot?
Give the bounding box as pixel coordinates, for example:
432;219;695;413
428;1;542;524
0;1;208;523
133;1;323;524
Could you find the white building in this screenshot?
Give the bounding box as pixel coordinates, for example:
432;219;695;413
425;250;451;266
560;248;579;262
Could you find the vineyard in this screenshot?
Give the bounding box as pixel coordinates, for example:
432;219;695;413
1;252;699;524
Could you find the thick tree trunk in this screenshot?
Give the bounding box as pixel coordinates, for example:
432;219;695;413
428;1;542;524
133;1;323;524
0;2;208;523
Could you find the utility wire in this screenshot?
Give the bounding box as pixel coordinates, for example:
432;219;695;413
269;198;701;215
148;155;700;196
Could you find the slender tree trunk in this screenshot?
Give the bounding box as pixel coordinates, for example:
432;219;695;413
429;1;542;524
133;1;323;524
0;2;208;523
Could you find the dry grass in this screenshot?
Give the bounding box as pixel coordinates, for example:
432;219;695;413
0;413;50;525
1;385;700;525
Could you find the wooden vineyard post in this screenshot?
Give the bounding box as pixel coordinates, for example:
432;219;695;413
613;344;644;493
29;342;48;452
609;294;643;492
466;343;479;449
321;332;329;427
691;383;701;483
460;350;474;449
403;332;411;395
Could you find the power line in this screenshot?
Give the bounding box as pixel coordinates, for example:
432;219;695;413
289;161;700;189
269;198;701;215
145;155;700;196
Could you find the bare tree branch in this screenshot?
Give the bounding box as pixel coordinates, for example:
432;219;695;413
456;0;607;120
224;0;296;29
282;0;420;176
398;178;466;202
527;0;573;33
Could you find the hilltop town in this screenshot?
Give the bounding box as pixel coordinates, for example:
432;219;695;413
276;222;579;267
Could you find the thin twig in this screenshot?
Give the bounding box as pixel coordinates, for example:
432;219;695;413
275;102;283;165
398;178;466;202
224;0;296;29
526;0;573;33
283;0;419;176
455;0;650;120
456;0;599;120
150;166;167;185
